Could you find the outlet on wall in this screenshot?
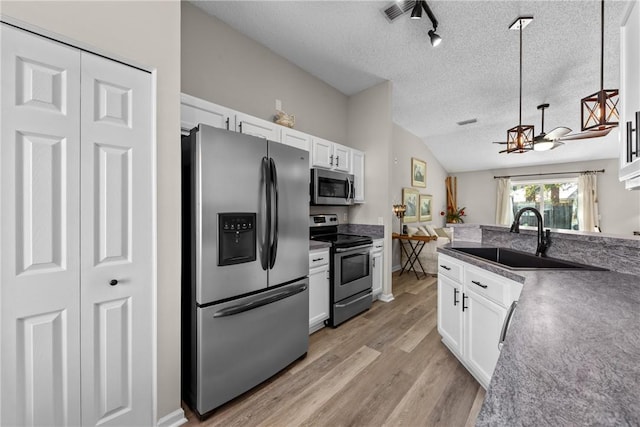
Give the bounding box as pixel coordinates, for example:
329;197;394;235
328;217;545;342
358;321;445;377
343;212;348;222
275;99;282;111
378;217;383;225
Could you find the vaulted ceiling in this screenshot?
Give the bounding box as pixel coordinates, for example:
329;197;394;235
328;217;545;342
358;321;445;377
191;1;630;172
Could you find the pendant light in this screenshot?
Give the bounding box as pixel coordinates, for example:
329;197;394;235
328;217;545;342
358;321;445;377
504;17;535;154
580;0;619;131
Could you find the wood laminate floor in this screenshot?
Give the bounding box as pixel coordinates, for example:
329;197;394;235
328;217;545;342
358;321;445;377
183;271;485;427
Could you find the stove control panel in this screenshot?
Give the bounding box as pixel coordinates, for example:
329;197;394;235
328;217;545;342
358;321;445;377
309;214;339;227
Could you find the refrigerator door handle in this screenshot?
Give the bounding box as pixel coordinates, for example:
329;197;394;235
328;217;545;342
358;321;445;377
269;158;279;269
260;157;271;271
212;284;308;318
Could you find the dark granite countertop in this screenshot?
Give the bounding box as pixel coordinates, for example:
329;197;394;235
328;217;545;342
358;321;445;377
437;243;640;426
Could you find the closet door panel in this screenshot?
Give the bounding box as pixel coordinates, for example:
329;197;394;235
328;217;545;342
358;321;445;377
80;52;153;426
0;24;82;426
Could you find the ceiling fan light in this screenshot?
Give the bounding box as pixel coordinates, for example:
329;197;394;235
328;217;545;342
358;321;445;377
533;140;554;151
410;1;423;19
428;29;442;46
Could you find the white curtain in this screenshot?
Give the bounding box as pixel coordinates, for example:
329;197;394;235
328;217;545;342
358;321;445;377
578;173;600;232
495;178;513;225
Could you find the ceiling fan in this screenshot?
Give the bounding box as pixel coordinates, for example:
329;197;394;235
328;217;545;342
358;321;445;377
493;103;613;152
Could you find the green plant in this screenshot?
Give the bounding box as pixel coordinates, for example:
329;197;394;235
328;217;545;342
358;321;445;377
441;206;466;223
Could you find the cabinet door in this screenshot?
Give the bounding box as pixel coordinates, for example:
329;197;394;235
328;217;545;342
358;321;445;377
0;24;82;427
464;289;507;388
180;93;231;133
351;149;365;203
281;127;311;152
437;275;463;356
80;53;153;426
236;112;280;141
309;266;329;332
311;137;334;169
620;0;640;183
333;143;351;172
371;251;383;298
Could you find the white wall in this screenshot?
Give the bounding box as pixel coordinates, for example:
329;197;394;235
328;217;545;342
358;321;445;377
347;82;394;298
0;0;182;422
391;125;449;268
455;158;640;236
181;2;349;144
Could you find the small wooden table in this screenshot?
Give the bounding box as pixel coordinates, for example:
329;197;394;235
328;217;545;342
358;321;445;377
392;233;438;279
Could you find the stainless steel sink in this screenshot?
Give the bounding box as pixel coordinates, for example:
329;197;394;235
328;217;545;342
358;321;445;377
451;247;607;271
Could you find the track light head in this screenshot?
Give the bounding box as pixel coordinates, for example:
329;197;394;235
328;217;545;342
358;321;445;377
410;1;423;19
428;29;442;47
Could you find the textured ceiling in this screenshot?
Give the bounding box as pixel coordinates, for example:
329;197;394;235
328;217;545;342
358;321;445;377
191;0;630;172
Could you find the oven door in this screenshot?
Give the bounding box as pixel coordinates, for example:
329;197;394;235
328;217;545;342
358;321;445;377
333;244;373;302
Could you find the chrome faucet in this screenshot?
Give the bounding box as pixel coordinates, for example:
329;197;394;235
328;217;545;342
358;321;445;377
510;207;551;257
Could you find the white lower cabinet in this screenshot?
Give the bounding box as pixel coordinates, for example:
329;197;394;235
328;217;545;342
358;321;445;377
309;249;330;334
371;239;384;299
437;253;522;389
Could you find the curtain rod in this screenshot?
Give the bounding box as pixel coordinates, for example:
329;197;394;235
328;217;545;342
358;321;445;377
493;169;605;179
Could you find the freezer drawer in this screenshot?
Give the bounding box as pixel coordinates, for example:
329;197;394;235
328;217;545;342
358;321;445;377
195;280;309;416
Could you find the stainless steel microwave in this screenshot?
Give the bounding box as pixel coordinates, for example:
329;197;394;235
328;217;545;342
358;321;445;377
310;168;354;206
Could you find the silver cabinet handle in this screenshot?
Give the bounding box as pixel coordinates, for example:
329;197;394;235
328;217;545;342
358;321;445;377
312;257;324;262
499;301;518;351
329;154;334;166
336;155;339;167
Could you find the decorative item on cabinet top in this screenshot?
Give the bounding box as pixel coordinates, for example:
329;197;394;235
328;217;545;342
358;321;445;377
274;110;295;128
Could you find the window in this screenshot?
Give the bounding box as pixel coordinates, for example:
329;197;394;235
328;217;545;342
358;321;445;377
511;178;579;230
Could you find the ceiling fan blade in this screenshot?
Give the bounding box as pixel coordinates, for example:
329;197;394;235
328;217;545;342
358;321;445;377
549;141;565;150
558;127;612;141
544;126;572;140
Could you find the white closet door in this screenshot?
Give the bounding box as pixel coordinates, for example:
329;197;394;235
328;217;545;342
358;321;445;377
0;24;82;426
79;53;153;425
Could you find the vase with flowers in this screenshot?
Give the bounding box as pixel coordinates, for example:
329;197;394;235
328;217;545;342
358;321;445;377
441;206;466;223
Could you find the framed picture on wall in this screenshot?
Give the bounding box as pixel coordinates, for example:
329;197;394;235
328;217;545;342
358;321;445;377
402;188;419;223
411;158;427;187
419;194;433;222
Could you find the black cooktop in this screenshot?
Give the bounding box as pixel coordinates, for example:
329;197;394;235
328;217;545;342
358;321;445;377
311;233;372;249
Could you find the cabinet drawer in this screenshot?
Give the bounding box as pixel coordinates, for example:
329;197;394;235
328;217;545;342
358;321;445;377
465;266;510;307
438;254;463;282
309;250;330;268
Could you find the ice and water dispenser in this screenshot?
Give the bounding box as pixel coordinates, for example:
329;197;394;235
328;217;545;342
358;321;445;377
218;213;256;266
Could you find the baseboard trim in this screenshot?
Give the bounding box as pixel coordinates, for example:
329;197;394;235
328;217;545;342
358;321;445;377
157;408;187;427
392;264;401;272
379;293;394;303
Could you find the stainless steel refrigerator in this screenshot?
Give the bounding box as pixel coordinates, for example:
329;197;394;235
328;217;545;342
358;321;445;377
181;124;309;418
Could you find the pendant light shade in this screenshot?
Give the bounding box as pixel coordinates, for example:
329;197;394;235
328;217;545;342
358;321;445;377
502;17;534;154
580;0;619;131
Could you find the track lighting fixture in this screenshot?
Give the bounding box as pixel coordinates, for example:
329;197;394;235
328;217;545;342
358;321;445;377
409;1;442;47
428;29;442;47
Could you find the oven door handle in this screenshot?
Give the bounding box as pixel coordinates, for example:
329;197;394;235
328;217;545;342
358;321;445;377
335;244;373;253
335;291;372;308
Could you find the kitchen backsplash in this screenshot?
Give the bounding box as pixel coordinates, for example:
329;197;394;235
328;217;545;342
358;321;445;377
339;224;384;239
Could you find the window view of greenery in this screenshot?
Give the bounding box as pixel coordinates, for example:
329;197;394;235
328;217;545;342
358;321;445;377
511;180;579;230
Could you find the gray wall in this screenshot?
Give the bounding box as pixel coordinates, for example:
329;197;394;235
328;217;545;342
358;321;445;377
1;0;182;422
347;81;394;298
391;124;449;269
454;158;640;236
181;1;349;144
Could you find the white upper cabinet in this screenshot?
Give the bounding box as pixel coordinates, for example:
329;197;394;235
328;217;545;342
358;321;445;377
620;0;640;189
281;126;311;152
181;93;232;133
235;112;281;141
351;149;365;203
311;137;350;172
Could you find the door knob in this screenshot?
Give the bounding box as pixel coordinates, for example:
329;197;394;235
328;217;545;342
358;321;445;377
109;279;118;286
